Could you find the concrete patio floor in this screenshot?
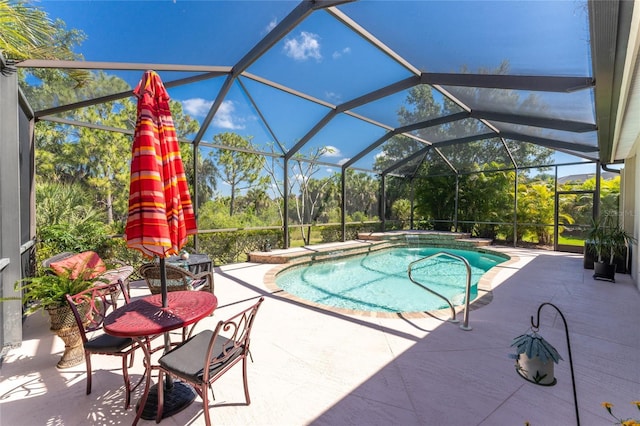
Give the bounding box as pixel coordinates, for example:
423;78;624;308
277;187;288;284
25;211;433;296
1;246;639;425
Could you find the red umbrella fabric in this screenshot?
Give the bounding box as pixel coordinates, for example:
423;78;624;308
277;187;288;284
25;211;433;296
125;70;197;259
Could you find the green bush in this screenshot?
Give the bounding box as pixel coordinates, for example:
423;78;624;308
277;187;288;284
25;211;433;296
197;229;283;264
14;269;105;314
319;223;383;242
35;182;111;273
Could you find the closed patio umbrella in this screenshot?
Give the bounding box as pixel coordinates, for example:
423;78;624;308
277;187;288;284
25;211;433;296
125;69;198;419
126;69;197;303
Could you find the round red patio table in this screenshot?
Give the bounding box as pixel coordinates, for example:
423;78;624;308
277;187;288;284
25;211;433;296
104;291;217;425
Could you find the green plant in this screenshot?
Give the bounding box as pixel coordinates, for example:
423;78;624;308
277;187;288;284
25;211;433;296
602;401;640;425
12;268;103;315
510;331;563;364
587;215;635;265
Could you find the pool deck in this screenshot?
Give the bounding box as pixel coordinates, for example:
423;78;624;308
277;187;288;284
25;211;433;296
1;245;639;425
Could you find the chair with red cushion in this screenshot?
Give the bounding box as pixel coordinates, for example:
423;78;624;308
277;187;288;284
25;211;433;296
47;250;107;279
44;251;134;297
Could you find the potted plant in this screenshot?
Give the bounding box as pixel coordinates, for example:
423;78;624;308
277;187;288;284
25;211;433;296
510;331;563;385
11;268;103;368
587;215;635;282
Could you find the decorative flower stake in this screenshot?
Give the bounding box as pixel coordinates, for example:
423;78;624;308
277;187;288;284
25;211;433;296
602;401;640;426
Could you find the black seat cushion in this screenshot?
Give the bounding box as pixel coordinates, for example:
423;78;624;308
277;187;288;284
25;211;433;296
159;330;243;384
85;334;134;353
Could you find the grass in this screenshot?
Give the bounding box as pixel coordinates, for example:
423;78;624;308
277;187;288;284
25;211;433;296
558;235;586;247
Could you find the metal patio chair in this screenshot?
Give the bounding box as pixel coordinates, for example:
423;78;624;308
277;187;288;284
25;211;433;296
138;262;214;295
153;297;265;425
44;251;135;297
65;279;157;409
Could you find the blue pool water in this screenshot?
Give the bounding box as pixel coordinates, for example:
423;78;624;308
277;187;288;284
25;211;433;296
275;247;507;313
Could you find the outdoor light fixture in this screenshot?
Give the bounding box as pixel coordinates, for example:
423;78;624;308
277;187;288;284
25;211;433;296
510;302;580;426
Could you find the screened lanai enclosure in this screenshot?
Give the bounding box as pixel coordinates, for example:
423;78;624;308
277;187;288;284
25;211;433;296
1;0;638;347
12;0;631;254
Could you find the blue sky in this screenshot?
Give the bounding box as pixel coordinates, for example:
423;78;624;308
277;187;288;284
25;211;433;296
36;0;599;182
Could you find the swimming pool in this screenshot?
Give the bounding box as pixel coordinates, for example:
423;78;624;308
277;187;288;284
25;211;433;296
274;247;507;314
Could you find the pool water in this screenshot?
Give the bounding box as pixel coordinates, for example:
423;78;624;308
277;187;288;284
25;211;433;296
275;247;506;313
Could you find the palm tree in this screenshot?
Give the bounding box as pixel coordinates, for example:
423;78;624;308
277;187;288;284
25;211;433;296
0;0;52;60
0;0;88;84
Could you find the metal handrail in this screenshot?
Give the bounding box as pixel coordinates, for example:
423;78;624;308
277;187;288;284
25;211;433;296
407;251;472;331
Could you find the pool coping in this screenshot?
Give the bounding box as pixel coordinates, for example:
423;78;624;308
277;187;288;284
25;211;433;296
263;244;520;319
248;231;494;265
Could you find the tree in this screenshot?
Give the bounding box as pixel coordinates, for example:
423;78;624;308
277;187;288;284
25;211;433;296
210;132;269;216
414;171;457;230
0;0;52;60
287;147;336;244
345;169;378;220
261;150;286;224
391;199;411;222
181;144;217;208
517;177;573;245
261;144;336;244
373;134;426;174
599;176;621;218
35;181;110;262
456;164;514;238
29;72;137;226
1;1;89;85
557;175;620;232
30;69;201;229
383;174;413;223
375;62;553;176
245;187;271;216
304;174;339;225
68;73;134;225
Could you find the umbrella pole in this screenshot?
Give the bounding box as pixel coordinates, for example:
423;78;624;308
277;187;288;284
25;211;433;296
159;257;174;389
160;257;168;308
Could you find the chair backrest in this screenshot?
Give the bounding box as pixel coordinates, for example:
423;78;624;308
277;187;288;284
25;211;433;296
65;280;129;344
204;297;264;381
138;263;192;294
42;252;74;269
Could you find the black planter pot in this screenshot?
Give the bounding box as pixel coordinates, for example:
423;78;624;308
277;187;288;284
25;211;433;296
593;261;616;282
583;241;631;274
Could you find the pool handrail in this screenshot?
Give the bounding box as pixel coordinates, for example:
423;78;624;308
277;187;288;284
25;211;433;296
407;251;472;331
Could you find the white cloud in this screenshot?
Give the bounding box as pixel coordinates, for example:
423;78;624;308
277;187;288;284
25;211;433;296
182;99;247;130
337;158;350;166
182;98;213;117
323;146;341;157
213;100;246;130
332;47;351;59
283;31;322;61
265;18;277;33
325;91;342;103
294;173;309;182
